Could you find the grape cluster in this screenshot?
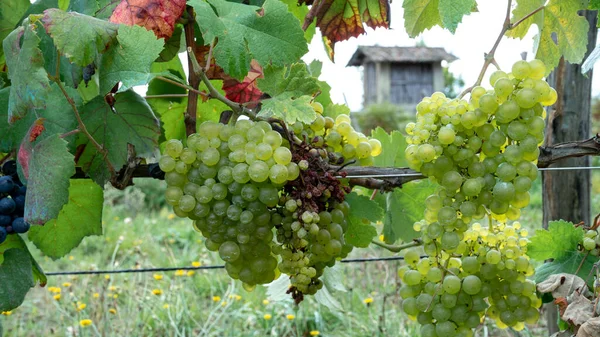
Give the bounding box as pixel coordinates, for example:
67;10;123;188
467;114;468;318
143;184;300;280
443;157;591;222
159;105;382;298
290;103;381;166
400;222;540;336
0;160;29;244
401;59;555;334
581;227;600;254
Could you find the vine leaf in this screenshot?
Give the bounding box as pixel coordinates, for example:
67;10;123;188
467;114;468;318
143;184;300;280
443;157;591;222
109;0;187;39
0;249;34;312
189;0;308;79
29;179;104;259
258;63;321;98
0;235;46;285
3;24;51;123
24;134;75;225
0;83;80;153
281;0;315;42
98;24;165;94
308;61;333;108
315;0;389;59
258;93;315;124
403;0;442;38
78;90;160;186
42;8;119;67
530;0;589;73
345;192;383;247
157;24;183;63
535;251;597;289
506;0;545;39
222;60;264;105
528;220;584;261
383;180;436;244
0;0;31;63
371;127;408;168
438;0;476;33
68;0;120;19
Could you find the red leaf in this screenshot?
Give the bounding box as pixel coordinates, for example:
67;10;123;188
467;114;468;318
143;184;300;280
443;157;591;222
18;118;46;179
194;44;226;80
222;60;264;107
109;0;187;39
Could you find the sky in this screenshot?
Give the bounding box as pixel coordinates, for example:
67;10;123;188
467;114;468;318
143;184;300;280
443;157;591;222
302;1;600;112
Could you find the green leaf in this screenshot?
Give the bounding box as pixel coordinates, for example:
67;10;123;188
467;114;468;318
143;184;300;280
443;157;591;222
37;25;83;89
68;0;119;19
506;0;545;39
190;0;308;79
403;0;442;38
42;9;118;67
0;83;80;153
0;249;34;312
323;103;349;119
25;134;75;225
438;0;475;33
29;180;103;259
197;80;229;124
534;0;589;72
308;61;333;108
3;24;50;122
314;279;344;312
345;192;384;247
258;63;321;98
590;0;600;27
383;180;436;243
78;90;161;185
99;24;165;94
0;0;31;61
535;250;598;288
157;25;184;63
258;93;315;124
527;220;584;261
371;127;408;168
281;0;315;42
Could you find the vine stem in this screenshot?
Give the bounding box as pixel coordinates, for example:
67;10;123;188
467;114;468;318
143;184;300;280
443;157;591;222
144;94;189;99
458;1;545;98
370;239;422;253
154;76;208;97
184;5;201;137
52;77;115;176
187;48;257;119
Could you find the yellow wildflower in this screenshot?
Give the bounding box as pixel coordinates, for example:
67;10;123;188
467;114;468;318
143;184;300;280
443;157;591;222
62;282;72;287
53;294;61;301
263;299;269;305
48;287;61;294
167;213;176;220
212;296;221;302
109;308;117;315
1;311;12;316
263;314;272;320
109;286;117;291
152;289;163;296
104;275;110;280
379;234;385;242
76;302;86;311
229;294;242;301
221;301;228;307
310;331;320;336
286;314;295;320
112;294;118;299
93;293;100;299
191;261;202;267
187;271;195;277
174;269;185;276
363;297;374;305
153;274;163;281
68;256;75;261
163;304;170;309
79;319;93;327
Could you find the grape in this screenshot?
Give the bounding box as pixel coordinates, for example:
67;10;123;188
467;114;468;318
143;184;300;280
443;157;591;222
462;275;482;295
443;275;461;294
273;147;292;165
512;60;531;80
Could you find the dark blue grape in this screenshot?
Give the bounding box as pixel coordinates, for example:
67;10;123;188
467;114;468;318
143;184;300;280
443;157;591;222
1;160;16;176
0;227;6;244
11;217;29;234
0;215;10;227
0;176;13;193
13;195;25;215
0;197;15;214
17;185;26;196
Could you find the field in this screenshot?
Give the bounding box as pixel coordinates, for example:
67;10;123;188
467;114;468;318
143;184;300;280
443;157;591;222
1;172;597;337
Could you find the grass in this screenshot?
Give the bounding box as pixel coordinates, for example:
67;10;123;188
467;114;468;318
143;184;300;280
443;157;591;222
1;170;599;336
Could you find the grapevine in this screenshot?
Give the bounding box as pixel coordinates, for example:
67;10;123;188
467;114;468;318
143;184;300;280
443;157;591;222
0;160;29;244
399;59;556;335
159;106;381;300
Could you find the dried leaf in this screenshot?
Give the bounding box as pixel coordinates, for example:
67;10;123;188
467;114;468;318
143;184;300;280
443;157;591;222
537;273;590;299
550;331;574;337
109;0;187;39
562;292;593;327
578;317;600;337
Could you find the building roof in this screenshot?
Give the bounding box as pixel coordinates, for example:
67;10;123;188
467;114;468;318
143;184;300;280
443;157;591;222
347;46;458;66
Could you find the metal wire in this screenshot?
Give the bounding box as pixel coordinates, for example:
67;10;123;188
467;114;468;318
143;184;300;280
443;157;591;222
340;166;600;179
45;256;406;276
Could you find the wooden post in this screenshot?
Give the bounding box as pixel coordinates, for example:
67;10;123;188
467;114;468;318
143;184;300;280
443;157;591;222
542;9;598;335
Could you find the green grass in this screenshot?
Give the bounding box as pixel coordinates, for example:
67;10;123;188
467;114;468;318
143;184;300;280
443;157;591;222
2;171;598;336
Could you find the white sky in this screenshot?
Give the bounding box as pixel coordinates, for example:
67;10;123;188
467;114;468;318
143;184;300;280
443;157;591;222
302;1;600;112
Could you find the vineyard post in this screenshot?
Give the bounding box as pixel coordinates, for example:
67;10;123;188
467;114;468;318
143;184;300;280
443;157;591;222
542;9;598;335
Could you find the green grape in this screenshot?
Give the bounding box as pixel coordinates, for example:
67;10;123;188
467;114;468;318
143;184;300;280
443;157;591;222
494;77;514;98
583;237;596;250
159;156;176;172
442;275;461;294
356;142;372;159
486;250;502;264
515;88;538;108
165;139;184;158
219;241;241;262
489;70;508;86
273;147;292;165
269;164;288;184
248;161;270;182
462;275;482;295
263;131;283;149
255;143;273;161
478;94;498;114
512;60;531;79
435;321;457;337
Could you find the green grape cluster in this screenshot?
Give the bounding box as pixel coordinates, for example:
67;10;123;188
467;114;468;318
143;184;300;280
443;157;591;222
159;120;299;287
401;59;555;334
582;228;600;254
400;222;541;336
290;103;382;166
